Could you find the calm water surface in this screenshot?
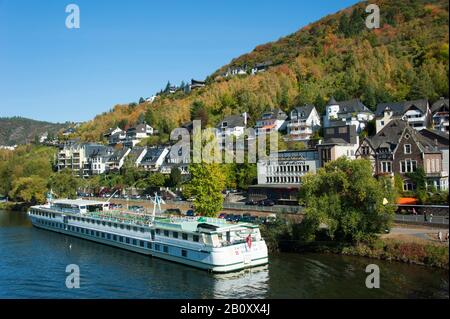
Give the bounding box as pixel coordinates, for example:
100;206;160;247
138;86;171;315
0;210;448;299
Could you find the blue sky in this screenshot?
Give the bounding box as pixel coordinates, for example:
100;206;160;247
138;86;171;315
0;0;359;123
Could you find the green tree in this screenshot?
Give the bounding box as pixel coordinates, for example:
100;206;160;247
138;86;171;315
9;176;48;204
147;173;166;188
48;169;80;199
169;167;182;188
188;163;225;217
299;158;395;243
235;163;257;190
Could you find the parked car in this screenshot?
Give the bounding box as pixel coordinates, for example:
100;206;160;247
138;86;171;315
245;199;258;205
186;209;195;217
232;215;242;222
218;213;227;219
129;205;144;212
225;214;235;222
259;199;275;206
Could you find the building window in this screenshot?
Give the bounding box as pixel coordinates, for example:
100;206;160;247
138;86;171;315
163;246;169;253
172;231;178;239
182;233;188;240
139;240;145;247
404;144;411;154
193;235;199;242
164;230;169;237
132;239;137;246
403;181;416;191
155;244;160;251
181;250;187;257
400;160;417;173
380;161;392;173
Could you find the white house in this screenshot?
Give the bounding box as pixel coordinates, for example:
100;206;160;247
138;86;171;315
106;148;131;172
431;97;449;134
145;95;157;103
139;147;170;172
375;99;431;133
323;97;374;133
103;127;124;138
88;147;115;175
255;109;288;136
287;105;321;141
216;113;248;139
124;123;154;147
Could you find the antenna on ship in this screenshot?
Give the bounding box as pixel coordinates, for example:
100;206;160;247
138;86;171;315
106;189;119;203
46;188;54;205
150;192;165;224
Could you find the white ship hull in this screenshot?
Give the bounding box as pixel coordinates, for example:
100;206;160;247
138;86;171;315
28;210;269;273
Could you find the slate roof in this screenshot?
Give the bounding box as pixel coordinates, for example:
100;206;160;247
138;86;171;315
431;98;449;113
108;148;130;162
128;147;146;162
327;97;372;114
375;99;429;117
366;119;440;154
366;120;408;151
128;124;151;134
217;115;246;128
259;109;288;121
290;105;315;120
85;144;114;158
418;128;449;149
141;147;167;165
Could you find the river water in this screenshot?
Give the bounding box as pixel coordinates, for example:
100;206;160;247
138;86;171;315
0;210;448;299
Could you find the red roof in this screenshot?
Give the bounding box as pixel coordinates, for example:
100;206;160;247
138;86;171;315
397;197;418;205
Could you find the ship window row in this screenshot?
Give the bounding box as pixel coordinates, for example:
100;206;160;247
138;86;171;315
36;219;61;228
65;225;153;249
67;216;146;233
154;229;199;242
30;210;56;218
36;220;190;258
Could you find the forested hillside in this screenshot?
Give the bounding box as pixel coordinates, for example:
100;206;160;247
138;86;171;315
76;0;449;142
0;117;69;146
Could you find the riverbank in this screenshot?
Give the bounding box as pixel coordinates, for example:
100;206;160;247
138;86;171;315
310;239;448;270
260;223;449;270
0;202;29;211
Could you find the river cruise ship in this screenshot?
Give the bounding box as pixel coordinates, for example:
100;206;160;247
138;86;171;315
27;199;268;273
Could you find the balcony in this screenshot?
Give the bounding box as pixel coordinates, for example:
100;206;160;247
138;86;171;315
406;115;425;123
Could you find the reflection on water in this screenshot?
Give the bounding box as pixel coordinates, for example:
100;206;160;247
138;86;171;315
0;210;447;299
211;266;269;299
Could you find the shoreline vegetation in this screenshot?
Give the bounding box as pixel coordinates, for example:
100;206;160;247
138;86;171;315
260;221;449;270
0;202;29;212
